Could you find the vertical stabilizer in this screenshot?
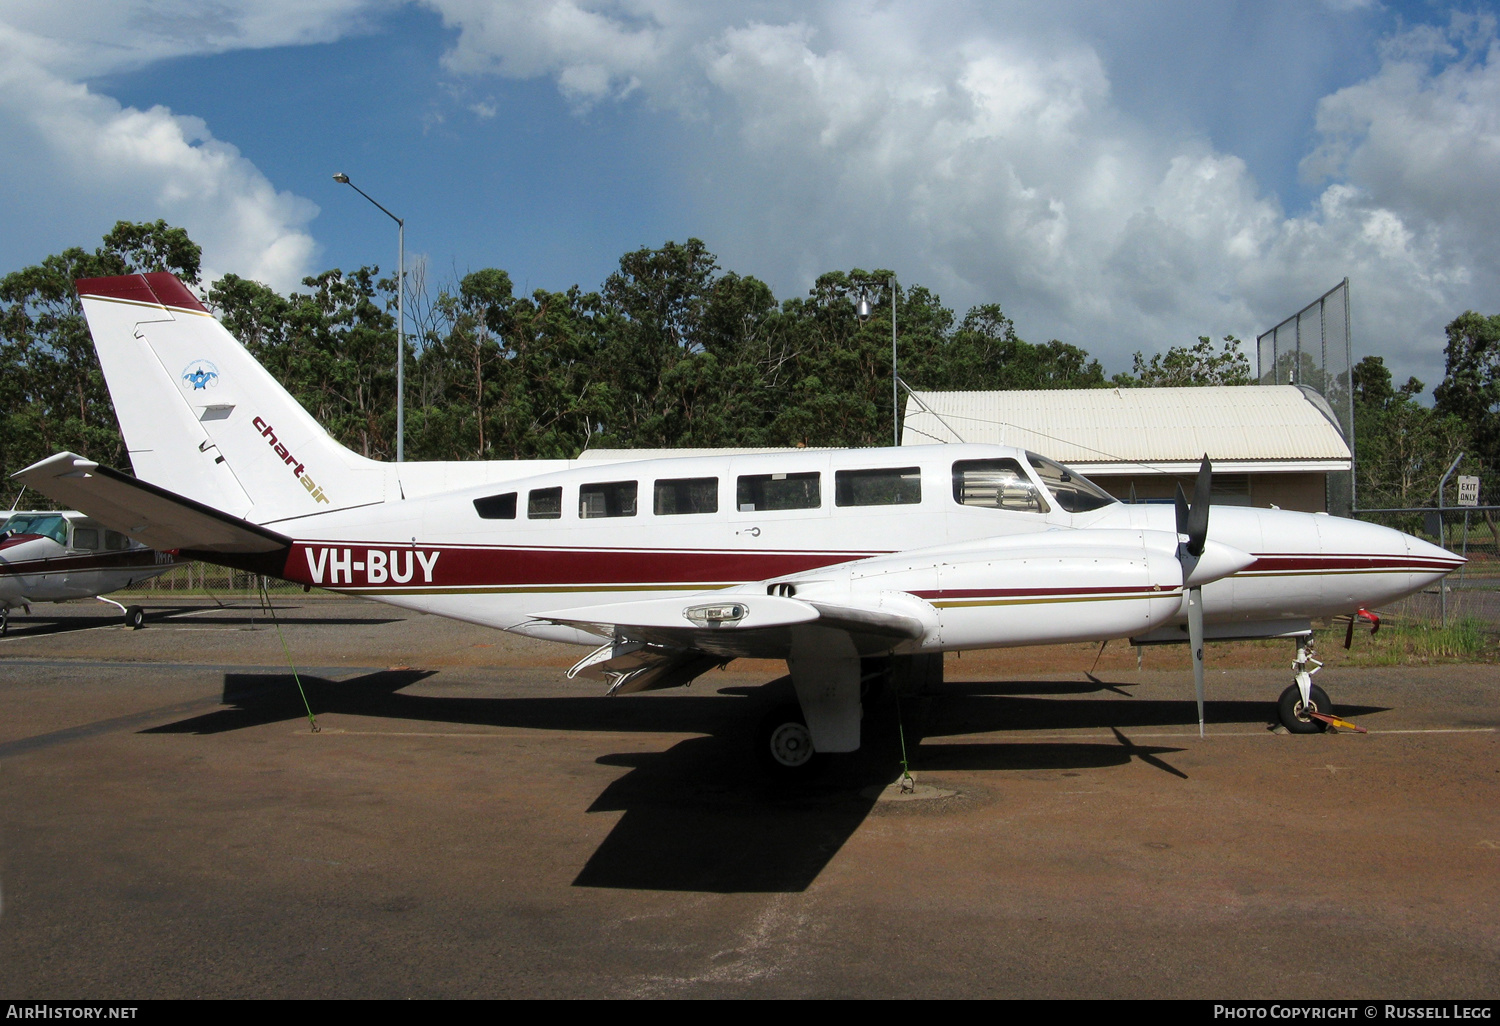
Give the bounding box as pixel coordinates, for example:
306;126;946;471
76;274;387;522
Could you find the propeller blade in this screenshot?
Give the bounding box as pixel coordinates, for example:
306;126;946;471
1186;455;1211;557
1174;482;1190;539
1187;584;1206;738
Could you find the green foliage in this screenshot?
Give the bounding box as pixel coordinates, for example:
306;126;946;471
1433;311;1500;502
1115;335;1252;387
1351;355;1477;516
0;220;203;497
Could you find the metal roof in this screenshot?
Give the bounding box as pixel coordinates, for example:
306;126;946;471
902;385;1351;471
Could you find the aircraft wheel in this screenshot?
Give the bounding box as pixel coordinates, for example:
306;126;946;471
756;703;824;779
125;606;145;630
1278;683;1331;734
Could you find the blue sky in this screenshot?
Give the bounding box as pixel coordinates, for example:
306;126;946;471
2;1;1498;389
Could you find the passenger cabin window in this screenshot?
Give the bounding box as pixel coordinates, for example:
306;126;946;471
105;531;131;551
1025;453;1117;513
737;472;821;512
580;481;638;519
655;477;718;515
73;527;100;550
835;467;921;507
952;458;1050;513
528;487;562;520
473;492;517;520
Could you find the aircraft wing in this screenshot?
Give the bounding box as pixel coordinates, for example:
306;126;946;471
532;592;927;663
13;453;290;554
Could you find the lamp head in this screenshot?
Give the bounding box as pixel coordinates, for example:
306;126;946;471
332;172;350;184
856;291;872;321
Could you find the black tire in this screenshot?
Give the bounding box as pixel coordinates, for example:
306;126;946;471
125;606;145;630
1278;682;1332;734
755;702;824;779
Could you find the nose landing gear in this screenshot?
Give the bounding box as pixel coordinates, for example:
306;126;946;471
1278;638;1330;733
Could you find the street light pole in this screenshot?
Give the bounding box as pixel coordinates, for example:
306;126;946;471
332;173;405;463
856;277;900;447
890;274;898;448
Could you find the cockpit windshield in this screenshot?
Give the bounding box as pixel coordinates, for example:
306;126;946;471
1025;453;1118;513
1;514;69;544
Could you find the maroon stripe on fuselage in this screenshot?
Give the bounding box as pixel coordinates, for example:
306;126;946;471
910;586;1163;600
280;542;878;588
0;550;174;576
1244;553;1461;572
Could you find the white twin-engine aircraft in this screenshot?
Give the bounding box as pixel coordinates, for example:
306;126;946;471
16;273;1463;774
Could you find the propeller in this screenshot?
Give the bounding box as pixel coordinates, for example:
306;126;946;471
1175;455;1212;738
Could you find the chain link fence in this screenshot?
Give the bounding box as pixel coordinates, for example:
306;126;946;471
114;562;316;598
1354;506;1498;634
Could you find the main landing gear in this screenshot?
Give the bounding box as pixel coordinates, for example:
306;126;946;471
756;703;823;779
1277;636;1331;734
753;654;943;778
97;596;146;630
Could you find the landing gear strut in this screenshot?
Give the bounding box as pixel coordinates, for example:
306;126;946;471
1277;637;1331;733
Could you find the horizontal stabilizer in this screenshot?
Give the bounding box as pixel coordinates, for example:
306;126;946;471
13;453;290;554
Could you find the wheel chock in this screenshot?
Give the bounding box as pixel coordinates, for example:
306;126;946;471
1305;710;1368;733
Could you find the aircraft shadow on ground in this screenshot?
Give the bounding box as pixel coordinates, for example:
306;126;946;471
0;605;402;638
136;669;1387;893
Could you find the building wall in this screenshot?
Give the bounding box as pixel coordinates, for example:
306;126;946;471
1089;472;1328;512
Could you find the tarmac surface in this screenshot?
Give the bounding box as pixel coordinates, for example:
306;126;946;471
0;597;1496;999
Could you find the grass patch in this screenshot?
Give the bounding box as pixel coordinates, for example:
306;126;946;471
1337;615;1496;666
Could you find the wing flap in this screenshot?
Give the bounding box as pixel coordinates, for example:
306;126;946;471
13;453;290;554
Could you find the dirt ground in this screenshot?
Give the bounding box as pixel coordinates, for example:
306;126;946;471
0;597;1496;999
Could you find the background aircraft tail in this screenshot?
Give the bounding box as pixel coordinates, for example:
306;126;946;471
75;273;389;523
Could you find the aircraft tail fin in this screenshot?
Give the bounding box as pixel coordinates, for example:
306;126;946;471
74;273;388;522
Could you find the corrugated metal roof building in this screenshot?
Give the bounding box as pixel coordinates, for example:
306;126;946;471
902;385;1351;512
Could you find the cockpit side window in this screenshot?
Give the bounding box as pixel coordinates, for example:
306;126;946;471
1025;452;1118;513
1;514;69;544
73;527;101;550
952;459;1050;513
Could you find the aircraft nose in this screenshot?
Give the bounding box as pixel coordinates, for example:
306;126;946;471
1403;530;1466;581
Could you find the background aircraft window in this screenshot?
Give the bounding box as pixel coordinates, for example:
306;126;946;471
1025;453;1117;513
104;531;131;551
72;527;100;550
473;492;518;519
952;459;1050;513
737;472;821;512
580;481;638;518
1;514;69;544
654;477;718;515
835;467;922;507
528;487;562;519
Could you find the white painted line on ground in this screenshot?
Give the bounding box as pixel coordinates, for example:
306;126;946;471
932;727;1496;743
301;728;698;741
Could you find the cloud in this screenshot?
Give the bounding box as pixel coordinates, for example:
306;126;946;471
424;1;1500;390
0;4;360;291
431;0;679;106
